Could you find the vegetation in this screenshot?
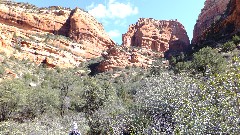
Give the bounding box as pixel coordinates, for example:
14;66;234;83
232;34;240;44
0;5;240;132
222;41;236;52
192;47;227;75
0;41;239;134
0;65;4;77
221;35;240;52
170;47;227;75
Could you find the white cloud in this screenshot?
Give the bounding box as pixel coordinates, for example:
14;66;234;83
88;4;108;18
88;0;138;19
107;30;121;38
108;2;138;18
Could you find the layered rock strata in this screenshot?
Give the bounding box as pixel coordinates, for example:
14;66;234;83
123;18;190;53
98;18;189;72
0;2;114;68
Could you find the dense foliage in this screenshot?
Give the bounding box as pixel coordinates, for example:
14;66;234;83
0;36;240;134
170;47;227;75
222;41;236;52
192;47;227;75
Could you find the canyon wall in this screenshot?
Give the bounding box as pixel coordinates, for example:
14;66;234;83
192;0;240;44
123;18;190;53
0;2;114;68
97;18;189;72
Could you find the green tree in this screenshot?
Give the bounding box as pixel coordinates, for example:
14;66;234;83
74;79;116;134
40;69;80;117
232;34;240;44
53;70;78;117
192;47;226;75
0;79;25;121
176;56;240;134
173;61;192;74
25;87;59;118
222;41;236;52
0;65;5;78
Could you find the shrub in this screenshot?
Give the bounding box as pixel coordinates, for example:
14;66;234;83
232;34;240;44
173;61;192;73
23;73;38;83
222;41;236;52
184;56;240;134
25;87;59;118
15;44;22;51
0;113;87;135
0;66;4;77
119;68;240;134
193;47;227;75
0;79;26;121
169;55;177;65
121;72;196;134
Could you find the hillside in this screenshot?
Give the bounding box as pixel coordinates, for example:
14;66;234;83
0;0;240;135
0;1;114;69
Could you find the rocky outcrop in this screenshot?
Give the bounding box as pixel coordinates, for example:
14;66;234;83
68;8;114;48
97;18;189;72
123;18;190;53
97;47;156;72
0;2;114;68
219;0;240;35
192;0;240;44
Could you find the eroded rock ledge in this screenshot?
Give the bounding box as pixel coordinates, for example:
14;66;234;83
123;18;190;53
0;2;114;68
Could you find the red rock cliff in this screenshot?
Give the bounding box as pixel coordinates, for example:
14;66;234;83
97;18;189;72
220;0;240;34
97;47;157;72
68;8;115;48
192;0;240;44
0;2;115;68
122;18;190;53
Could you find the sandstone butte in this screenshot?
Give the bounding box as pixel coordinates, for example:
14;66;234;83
0;2;115;68
97;18;190;72
192;0;240;44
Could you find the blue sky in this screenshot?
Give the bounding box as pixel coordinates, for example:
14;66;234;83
15;0;205;44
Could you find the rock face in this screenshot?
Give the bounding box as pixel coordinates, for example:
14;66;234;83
98;18;189;72
0;2;114;68
219;0;240;35
68;8;114;48
123;18;190;53
97;47;156;72
192;0;240;44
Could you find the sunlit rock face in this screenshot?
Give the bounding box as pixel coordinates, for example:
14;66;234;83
122;18;190;53
97;18;189;72
0;2;115;68
97;47;156;72
192;0;240;44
